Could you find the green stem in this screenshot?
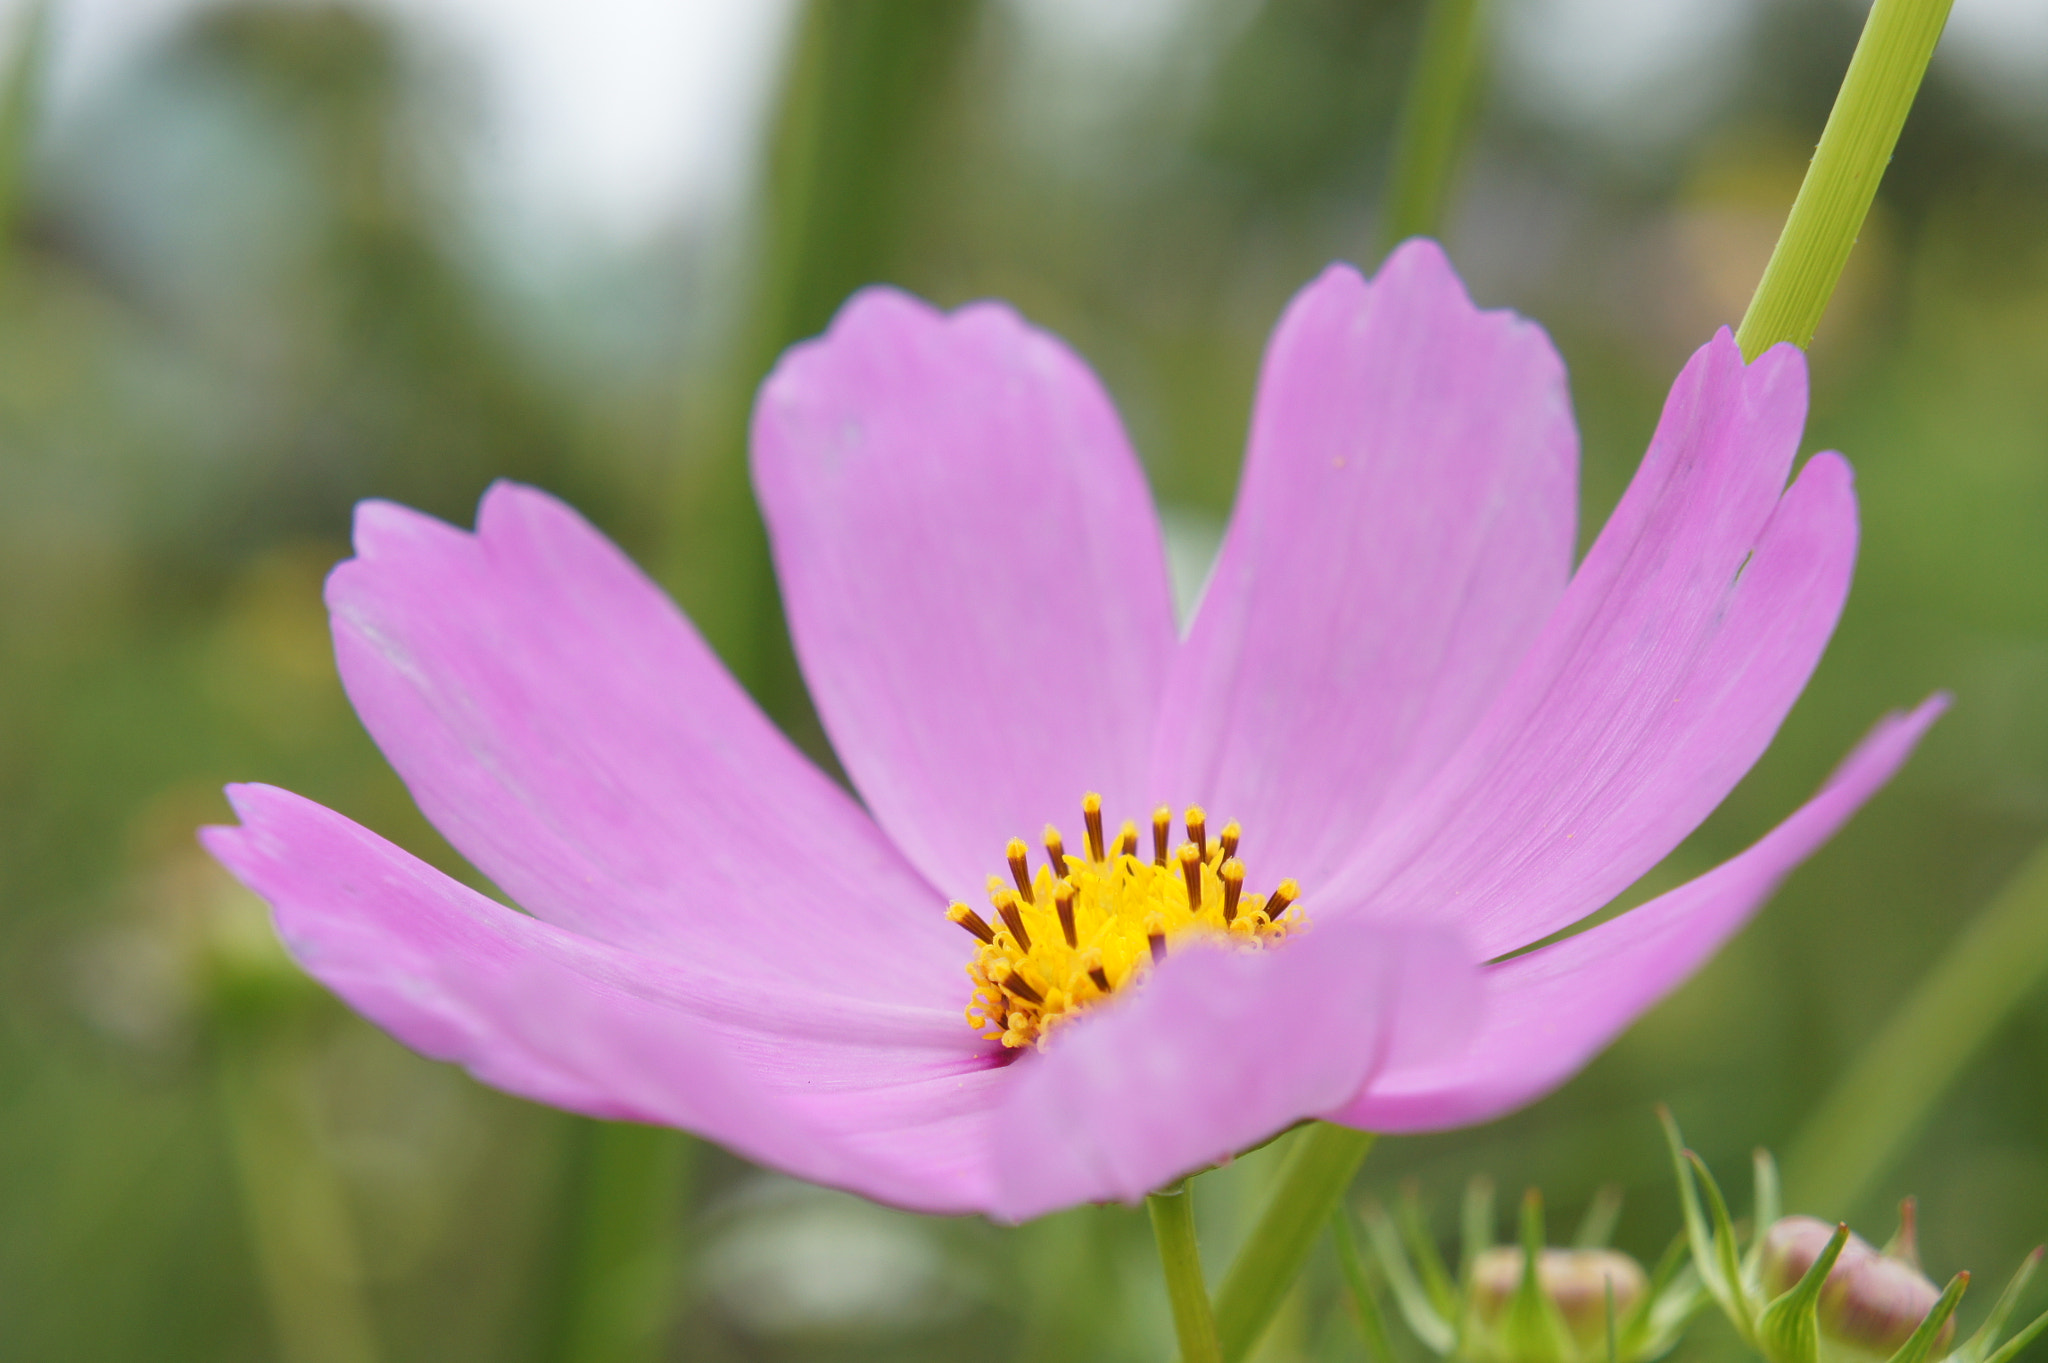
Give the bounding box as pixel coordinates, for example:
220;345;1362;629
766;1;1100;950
1151;1185;1224;1363
1735;0;1954;359
541;1122;694;1363
1210;1124;1378;1363
1782;840;2048;1214
1332;1205;1399;1363
1379;0;1489;253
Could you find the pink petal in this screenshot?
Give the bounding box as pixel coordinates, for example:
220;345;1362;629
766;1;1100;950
327;483;959;1003
1333;695;1946;1131
1152;242;1578;886
202;784;1004;1214
988;919;1482;1222
1333;334;1855;958
752;288;1179;899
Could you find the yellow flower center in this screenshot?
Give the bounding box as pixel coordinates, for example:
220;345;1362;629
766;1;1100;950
946;793;1302;1049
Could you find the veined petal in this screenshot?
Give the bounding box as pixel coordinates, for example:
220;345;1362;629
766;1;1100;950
326;483;958;1001
202;784;1003;1214
988;919;1481;1222
753;288;1179;900
1332;695;1946;1132
1333;335;1854;959
1154;242;1578;885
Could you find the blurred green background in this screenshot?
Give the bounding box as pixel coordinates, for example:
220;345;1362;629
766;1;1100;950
0;0;2044;1359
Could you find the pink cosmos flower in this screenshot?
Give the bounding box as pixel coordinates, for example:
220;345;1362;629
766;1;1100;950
202;241;1941;1223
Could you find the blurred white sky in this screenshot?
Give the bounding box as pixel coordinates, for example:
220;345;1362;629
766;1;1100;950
5;0;2046;246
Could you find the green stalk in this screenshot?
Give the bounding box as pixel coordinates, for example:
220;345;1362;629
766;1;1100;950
1735;0;1954;359
1782;841;2048;1214
1151;1185;1225;1363
1378;0;1489;253
540;1122;695;1363
1209;1124;1378;1362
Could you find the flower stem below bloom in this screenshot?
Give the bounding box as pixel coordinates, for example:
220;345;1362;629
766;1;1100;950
1150;1183;1224;1363
1735;0;1953;360
1210;1123;1380;1362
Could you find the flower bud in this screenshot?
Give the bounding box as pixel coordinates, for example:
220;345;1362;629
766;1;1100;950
1470;1247;1650;1358
1758;1217;1952;1363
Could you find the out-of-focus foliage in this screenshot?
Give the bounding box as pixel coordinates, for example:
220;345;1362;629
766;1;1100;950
0;1;2044;1360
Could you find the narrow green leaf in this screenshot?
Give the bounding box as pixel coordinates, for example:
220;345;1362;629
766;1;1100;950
1576;1186;1626;1250
1365;1199;1459;1354
1959;1248;2043;1363
1662;1109;1732;1315
1334;1207;1402;1363
1687;1151;1756;1339
1981;1307;2048;1363
1401;1182;1462;1323
1464;1175;1498;1277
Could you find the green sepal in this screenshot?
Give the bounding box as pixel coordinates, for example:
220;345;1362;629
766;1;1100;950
1576;1186;1625;1250
1504;1189;1572;1363
1334;1206;1401;1363
1958;1248;2043;1363
1756;1221;1851;1363
1883;1271;1970;1363
1402;1182;1463;1323
1882;1199;1923;1273
1630;1232;1706;1361
1365;1198;1459;1355
1662;1109;1744;1330
1687;1150;1756;1339
1464;1175;1498;1279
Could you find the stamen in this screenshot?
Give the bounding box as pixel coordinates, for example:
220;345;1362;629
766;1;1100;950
1006;838;1034;902
995;965;1044;1006
1151;807;1172;866
1082;793;1106;862
1044;825;1069;878
1219;821;1241;862
1055;881;1078;948
1082;948;1110;994
1179;844;1203;909
1186;806;1208;860
1114;820;1138;859
1220;859;1246;923
995;891;1033;952
1266;878;1300;923
1145;913;1167;964
947;901;997;944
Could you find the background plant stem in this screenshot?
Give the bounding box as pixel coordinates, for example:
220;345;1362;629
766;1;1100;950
1152;1186;1225;1363
1735;0;1954;359
1207;1125;1377;1363
1783;842;2048;1215
537;1123;694;1363
1377;0;1488;256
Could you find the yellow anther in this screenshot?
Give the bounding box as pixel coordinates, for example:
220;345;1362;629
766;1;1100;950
1044;825;1069;877
948;901;997;944
1220;859;1246;923
1179;843;1203;909
995;891;1032;952
1005;838;1034;902
951;796;1301;1048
